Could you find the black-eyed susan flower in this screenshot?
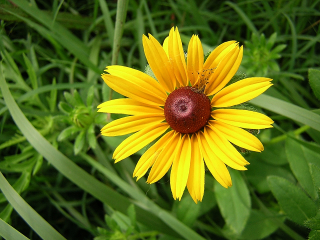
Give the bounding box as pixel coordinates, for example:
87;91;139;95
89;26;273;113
98;27;273;203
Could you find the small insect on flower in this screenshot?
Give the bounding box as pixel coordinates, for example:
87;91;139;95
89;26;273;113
98;27;273;203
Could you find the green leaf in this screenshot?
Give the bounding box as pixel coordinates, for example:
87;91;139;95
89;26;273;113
286;137;317;199
23;53;38;89
86;85;95;106
268;176;317;225
246;158;295;194
309;68;320;100
58;101;73;114
0;218;30;240
127;205;136;229
250;94;320;132
48;78;57;112
57;125;79;142
73;90;85;106
309;230;320;240
240;209;285;240
304;209;320;230
64;92;77;107
7;0;101;74
32;154;43;176
266;32;277;50
87;124;97;149
257;141;287;166
0;172;66;240
74;130;85;155
215;170;251;235
175;195;201;227
310;164;320;200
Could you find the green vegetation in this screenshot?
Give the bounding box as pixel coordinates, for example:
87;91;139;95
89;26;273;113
1;0;320;239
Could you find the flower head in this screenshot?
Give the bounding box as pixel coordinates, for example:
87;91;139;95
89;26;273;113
98;27;273;203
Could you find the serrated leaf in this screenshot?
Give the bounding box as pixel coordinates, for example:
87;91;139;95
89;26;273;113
305;210;320;230
309;230;320;240
74;130;86;155
215;170;251;235
286;137;317;199
309;68;320;100
310;164;320;199
258;141;287;166
246;158;295;194
240;209;285;240
268;176;317;225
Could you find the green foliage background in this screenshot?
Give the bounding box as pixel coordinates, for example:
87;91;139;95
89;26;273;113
1;0;320;239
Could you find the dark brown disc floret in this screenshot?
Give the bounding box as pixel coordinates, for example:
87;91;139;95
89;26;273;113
164;87;211;134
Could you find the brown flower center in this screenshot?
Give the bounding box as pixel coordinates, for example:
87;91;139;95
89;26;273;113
164;87;211;134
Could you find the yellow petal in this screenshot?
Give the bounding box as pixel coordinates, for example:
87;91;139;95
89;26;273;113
211;77;273;107
113;123;169;162
203;41;238;71
187;35;204;86
98;98;164;116
102;74;164;106
168;27;188;86
147;132;180;183
208;123;249;165
133;131;175;180
212;120;264;152
205;46;243;95
198;132;232;188
163;36;169;57
143;34;176;92
212;109;274;129
194;41;238;89
203;127;247;170
187;134;204;203
101;115;165;136
170;134;191;200
106;65;168;101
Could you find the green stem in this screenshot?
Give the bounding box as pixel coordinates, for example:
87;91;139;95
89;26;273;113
108;0;129;102
268;125;310;145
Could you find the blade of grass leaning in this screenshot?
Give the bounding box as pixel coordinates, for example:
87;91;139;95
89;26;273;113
98;0;115;48
283;13;297;71
250;94;320;132
0;218;30;240
0;172;66;240
108;0;128;100
112;0;128;65
225;1;258;35
0;65;203;239
7;0;100;74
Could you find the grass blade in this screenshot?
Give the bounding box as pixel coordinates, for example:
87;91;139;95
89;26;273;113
250;94;320;132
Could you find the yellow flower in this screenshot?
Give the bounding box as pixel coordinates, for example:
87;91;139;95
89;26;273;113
98;27;273;203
